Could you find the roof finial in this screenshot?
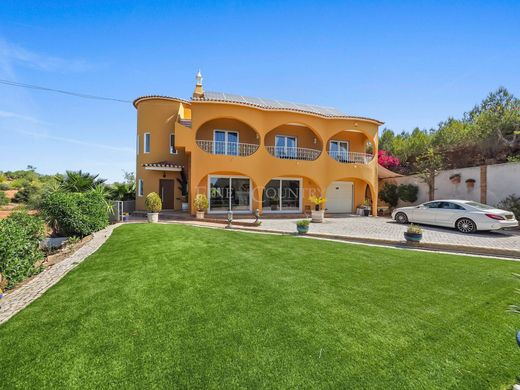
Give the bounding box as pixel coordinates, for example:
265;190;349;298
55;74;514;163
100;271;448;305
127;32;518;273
193;69;204;98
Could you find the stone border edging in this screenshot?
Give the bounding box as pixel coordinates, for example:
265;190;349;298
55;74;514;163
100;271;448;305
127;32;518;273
0;223;121;326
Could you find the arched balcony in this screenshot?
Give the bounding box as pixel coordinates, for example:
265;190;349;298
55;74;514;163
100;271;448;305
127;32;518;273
195;118;260;157
326;130;374;164
265;124;322;161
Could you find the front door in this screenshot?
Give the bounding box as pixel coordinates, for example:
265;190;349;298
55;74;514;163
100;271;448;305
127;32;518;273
159;179;175;210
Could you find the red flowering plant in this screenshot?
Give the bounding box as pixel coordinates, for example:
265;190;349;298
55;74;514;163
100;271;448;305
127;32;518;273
378;150;400;170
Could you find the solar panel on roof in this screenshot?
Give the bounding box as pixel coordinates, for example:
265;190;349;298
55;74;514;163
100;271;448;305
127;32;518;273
199;91;348;117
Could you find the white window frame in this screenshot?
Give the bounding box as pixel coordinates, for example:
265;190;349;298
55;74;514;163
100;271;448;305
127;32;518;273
138;179;144;197
207;175;252;214
262;177;303;214
213;129;239;155
329;140;349;160
144;132;151;154
274;135;298;157
169;133;177;154
136;134;140;155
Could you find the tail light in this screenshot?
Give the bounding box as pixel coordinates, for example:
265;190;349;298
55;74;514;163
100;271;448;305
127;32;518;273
485;213;506;220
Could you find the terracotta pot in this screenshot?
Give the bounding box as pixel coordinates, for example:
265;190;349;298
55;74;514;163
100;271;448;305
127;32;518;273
196;211;205;219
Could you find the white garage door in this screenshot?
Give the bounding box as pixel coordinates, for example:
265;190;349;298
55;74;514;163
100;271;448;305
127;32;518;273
325;181;353;213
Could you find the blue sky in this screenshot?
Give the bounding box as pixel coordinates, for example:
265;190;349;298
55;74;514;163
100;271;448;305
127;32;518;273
1;0;519;182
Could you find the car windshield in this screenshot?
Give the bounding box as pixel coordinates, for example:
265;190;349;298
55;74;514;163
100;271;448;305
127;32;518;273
464;201;494;210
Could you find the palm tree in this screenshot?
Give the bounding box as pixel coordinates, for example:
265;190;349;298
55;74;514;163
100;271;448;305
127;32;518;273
109;182;136;201
59;170;106;192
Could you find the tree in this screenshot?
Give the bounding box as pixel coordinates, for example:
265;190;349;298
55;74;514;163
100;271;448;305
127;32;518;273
58;170;106;192
379;183;399;208
415;148;444;201
397;184;418;203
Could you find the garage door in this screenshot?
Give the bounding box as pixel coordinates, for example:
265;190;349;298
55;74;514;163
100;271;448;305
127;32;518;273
325;181;353;213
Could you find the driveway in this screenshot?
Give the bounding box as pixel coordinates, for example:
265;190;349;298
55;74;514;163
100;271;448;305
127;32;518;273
240;215;520;254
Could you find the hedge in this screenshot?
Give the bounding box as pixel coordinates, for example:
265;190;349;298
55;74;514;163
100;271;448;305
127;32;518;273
40;190;109;237
0;212;45;288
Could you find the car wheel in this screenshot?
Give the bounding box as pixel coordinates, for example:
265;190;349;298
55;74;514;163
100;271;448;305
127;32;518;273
456;218;477;233
395;212;408;224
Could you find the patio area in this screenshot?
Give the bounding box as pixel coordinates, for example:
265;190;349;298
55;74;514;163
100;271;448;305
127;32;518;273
235;215;520;257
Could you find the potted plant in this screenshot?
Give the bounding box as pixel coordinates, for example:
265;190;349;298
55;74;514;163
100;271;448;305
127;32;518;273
362;199;371;216
177;168;189;211
309;195;326;222
145;192;162;223
193;193;208;219
296;219;310;234
404;224;423;243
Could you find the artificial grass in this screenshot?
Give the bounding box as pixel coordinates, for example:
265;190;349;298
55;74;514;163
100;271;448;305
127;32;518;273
1;224;519;389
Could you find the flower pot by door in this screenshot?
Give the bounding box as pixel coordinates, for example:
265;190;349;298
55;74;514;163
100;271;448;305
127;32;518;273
311;210;324;223
196;211;205;219
147;212;159;223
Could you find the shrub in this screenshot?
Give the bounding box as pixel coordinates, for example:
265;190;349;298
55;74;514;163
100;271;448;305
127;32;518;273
496;194;520;220
296;219;310;227
379;183;399;208
378;150;400;170
40;190;109;237
0;212;45;288
0;183;9;190
398;184;419;203
407;224;423;234
193;194;208;211
0;191;9;206
13;182;41;204
145;192;162;213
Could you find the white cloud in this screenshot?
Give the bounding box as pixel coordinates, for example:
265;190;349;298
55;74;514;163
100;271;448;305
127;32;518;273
0;110;49;124
0;38;96;73
14;128;134;153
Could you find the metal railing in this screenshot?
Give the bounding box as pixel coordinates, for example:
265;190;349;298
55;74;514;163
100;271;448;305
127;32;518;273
266;146;321;161
196;140;259;156
328;151;373;164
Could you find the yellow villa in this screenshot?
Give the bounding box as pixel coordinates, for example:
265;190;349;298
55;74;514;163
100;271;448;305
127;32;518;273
134;71;383;216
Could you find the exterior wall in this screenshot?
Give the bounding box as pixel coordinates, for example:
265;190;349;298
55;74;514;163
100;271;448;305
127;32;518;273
196;118;259;145
135;99;189;210
380;161;520;208
136;97;381;215
265;124;323;151
435;166;481;202
487;162;520;206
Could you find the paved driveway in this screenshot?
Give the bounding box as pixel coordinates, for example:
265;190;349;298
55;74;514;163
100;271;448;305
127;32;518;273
242;216;520;253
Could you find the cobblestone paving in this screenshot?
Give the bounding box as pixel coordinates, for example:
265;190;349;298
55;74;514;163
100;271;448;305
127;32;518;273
241;216;520;252
0;224;120;325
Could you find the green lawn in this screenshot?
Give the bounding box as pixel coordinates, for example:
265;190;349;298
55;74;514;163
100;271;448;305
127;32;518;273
1;224;519;389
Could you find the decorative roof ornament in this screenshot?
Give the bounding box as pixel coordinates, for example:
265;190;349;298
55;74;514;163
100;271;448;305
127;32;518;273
193;69;204;98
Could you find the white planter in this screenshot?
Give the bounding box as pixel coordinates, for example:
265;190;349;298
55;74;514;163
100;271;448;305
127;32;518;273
182;202;189;211
147;212;159;223
196;211;205;219
311;210;324;223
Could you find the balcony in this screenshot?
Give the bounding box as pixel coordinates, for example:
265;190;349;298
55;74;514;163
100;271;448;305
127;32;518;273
196;140;259;157
266;146;321;161
328;151;374;164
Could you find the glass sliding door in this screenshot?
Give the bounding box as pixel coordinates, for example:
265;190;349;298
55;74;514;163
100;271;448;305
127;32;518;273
209;177;231;211
213;130;239;155
262;179;301;212
329;140;349;162
230;178;250;211
274;135;297;159
209;176;251;212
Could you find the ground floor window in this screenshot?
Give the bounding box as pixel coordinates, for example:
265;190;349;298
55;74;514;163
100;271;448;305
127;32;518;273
209;176;251;212
262;179;301;212
138;179;144;197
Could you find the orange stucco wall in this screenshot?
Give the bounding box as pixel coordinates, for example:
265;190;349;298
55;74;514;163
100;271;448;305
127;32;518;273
135;96;381;215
